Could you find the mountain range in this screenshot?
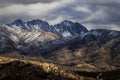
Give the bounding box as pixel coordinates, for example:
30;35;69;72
0;19;120;71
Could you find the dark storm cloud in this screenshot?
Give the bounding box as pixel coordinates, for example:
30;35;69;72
71;0;120;30
0;0;119;30
0;0;74;24
82;5;120;24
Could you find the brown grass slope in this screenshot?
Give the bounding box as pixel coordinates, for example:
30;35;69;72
0;56;120;80
0;57;95;80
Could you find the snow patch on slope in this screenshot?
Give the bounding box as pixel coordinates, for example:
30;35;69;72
62;31;72;37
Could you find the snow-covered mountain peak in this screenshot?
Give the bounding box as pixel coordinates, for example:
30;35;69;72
8;19;89;37
8;19;51;31
27;19;49;25
60;20;74;26
12;19;23;24
0;19;120;55
11;19;25;27
53;20;88;37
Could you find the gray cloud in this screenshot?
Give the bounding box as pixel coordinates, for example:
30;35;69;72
0;0;120;31
0;0;58;4
0;0;61;8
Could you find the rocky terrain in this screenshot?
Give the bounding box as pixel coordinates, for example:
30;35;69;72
0;19;120;80
0;19;119;55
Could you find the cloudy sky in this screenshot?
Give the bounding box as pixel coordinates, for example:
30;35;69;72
0;0;120;30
